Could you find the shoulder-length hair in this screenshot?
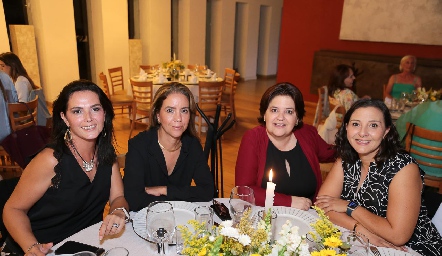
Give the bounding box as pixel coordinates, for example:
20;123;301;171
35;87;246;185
52;80;116;165
399;55;417;72
258;82;305;131
327;64;352;96
0;52;39;89
335;99;404;166
149;82;198;138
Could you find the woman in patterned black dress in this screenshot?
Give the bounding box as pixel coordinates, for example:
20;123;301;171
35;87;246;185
315;99;442;255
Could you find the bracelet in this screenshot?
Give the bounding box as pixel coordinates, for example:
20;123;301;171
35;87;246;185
27;242;41;253
353;222;359;232
110;207;130;223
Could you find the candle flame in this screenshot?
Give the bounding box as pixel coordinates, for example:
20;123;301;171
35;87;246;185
269;169;273;182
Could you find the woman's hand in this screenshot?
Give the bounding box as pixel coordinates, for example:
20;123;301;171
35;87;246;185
145;186;167;196
25;242;53;256
99;211;126;240
315;195;348;213
291;196;312;210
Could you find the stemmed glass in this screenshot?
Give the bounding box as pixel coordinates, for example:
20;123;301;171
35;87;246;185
146;201;176;255
229;186;255;226
194;64;199;75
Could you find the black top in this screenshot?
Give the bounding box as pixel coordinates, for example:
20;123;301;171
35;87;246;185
123;128;215;211
261;141;316;201
28;144;111;244
341;152;442;256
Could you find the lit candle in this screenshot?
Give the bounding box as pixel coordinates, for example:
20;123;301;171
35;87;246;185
264;169;276;210
173;53;176;60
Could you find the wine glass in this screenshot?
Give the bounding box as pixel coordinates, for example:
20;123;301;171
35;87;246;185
229;186;255;226
194;64;199;75
146;201;176;255
341;231;370;255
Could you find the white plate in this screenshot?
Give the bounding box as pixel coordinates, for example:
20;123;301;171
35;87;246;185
132;201;198;241
251;206;316;239
376;247;416;256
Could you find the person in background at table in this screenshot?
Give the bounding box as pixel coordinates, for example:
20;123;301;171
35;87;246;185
3;80;129;255
123;82;214;211
235;82;335;210
0;71;18;142
328;64;370;112
395;100;442;180
0;52;39;102
315;99;442;256
0;52;51;126
385;55;422;100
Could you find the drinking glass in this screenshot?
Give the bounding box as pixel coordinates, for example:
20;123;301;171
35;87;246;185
103;247;129;256
229;186;255;226
194;64;199;74
194;206;214;234
341;231;370;255
174;226;186;255
146;201;176;255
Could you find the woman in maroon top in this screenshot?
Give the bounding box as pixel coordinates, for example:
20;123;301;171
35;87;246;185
235;82;335;210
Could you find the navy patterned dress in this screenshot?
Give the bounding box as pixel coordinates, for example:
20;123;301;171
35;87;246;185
341;152;442;256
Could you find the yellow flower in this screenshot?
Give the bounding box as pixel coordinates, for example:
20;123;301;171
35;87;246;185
323;236;343;248
318;248;337;255
198;247;207;256
250;254;261;256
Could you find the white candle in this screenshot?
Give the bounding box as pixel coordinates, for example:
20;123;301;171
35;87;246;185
265;169;276;210
173;53;176;60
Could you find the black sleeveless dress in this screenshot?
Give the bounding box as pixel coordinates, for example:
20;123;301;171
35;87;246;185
27;144;112;245
341;152;442;255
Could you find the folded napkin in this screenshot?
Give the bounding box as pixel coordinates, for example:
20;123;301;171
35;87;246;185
138;74;148;81
190;75;198;84
139;68;147;76
211;73;217;81
158;73;167;83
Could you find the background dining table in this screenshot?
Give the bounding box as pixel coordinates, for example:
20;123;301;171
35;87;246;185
48;198;421;256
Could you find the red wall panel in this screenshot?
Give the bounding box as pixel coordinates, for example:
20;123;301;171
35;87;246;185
277;0;442;101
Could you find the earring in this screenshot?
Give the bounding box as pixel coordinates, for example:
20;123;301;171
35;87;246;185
64;127;72;142
102;128;107;138
263;117;266;122
295;119;299;126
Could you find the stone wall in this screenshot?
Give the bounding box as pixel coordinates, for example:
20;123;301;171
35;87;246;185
310;50;442;100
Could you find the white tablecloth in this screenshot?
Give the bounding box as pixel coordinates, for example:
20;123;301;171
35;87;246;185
49;198;420;256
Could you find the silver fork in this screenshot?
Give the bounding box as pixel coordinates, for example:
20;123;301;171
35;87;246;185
370;246;381;256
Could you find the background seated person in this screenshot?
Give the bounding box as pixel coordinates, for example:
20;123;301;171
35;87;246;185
0;71;18;142
123;82;214;212
396;100;442;179
235;82;335;210
315;99;442;256
3;80;129;255
385;55;422;100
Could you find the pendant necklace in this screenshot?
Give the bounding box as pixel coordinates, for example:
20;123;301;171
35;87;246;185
69;140;96;172
158;139;182;152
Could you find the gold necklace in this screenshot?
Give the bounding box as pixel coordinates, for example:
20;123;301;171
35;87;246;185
158;140;182;152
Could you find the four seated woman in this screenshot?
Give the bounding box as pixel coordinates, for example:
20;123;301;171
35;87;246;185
315;99;442;255
235;82;335;210
123;82;214;211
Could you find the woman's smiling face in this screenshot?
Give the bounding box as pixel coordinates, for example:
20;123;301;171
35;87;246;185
346;106;390;161
264;95;298;139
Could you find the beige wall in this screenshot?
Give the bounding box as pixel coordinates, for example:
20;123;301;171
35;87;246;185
28;0;79;102
0;2;10;53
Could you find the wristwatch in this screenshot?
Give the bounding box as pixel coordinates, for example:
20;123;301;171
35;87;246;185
346;201;359;216
111;207;130;223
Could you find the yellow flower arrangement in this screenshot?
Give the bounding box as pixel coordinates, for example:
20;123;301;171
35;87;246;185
162;59;185;71
415;87;442;102
308;206;347;256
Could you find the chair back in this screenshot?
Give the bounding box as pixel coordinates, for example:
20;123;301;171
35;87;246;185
108;67;125;95
404;122;442;193
223;68;236;95
198;81;223;113
314;86;329;128
117;153;126;177
8;96;38;132
98;72;111;98
130;80;154;111
140;65;159;73
334;104;346;129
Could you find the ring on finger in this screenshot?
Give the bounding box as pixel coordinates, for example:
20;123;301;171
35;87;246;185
112;223;120;228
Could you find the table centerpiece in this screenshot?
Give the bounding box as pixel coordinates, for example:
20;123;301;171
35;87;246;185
178;206;352;256
162;59;185;81
415;87;442;102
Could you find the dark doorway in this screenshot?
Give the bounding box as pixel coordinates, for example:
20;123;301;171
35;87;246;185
73;0;91;81
2;0;28;49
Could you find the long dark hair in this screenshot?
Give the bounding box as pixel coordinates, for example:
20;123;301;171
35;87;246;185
149;82;198;138
0;52;39;89
327;64;353;96
258;82;305;131
335;99;405;166
52;80;116;165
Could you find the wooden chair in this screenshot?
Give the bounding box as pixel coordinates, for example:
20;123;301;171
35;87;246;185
117;153;126;177
0;97;39;176
129;79;154;138
314;86;328;128
220;68;238;123
139;64;159;74
99;72;133;119
108;67;125;95
404;122;442;193
196;81;224;136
